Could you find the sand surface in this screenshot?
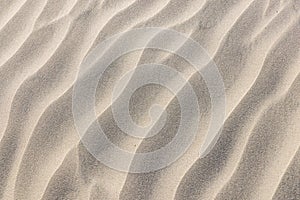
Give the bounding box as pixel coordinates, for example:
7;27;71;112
0;0;299;199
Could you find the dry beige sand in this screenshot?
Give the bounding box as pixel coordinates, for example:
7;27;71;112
0;0;299;199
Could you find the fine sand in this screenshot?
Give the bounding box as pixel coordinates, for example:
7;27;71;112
0;0;299;199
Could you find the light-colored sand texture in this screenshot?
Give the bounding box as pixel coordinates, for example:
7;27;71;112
0;0;299;199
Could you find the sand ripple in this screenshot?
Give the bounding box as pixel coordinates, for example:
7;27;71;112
0;0;299;199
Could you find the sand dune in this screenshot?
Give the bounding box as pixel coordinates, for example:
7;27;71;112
0;0;299;199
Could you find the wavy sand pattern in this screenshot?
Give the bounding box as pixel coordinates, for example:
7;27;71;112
0;0;299;199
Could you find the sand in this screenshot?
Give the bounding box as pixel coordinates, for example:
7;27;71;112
0;0;299;199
